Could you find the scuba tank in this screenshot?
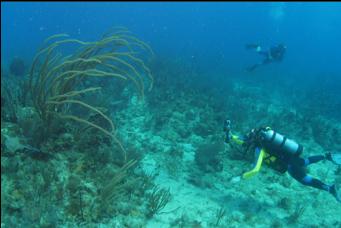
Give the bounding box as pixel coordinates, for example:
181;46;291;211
260;129;303;155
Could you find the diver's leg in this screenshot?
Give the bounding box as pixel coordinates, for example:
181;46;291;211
246;63;261;72
245;44;270;57
245;44;261;50
303;155;325;167
298;175;331;192
246;58;271;72
287;161;337;198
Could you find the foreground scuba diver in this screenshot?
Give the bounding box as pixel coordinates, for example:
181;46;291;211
223;120;341;202
245;43;286;72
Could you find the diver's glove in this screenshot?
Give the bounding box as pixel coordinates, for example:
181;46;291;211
223;119;232;143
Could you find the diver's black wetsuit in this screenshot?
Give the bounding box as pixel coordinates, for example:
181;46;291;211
268;149;330;192
246;44;286;72
287;155;328;190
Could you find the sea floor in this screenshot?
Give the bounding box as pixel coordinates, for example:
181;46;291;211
1;80;341;227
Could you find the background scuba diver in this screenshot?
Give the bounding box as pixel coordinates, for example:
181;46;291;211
223;120;341;202
245;43;287;72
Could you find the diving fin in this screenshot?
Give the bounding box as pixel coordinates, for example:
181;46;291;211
331;184;341;203
330;152;341;165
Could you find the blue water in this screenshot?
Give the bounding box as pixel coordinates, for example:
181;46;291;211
2;2;341;76
2;2;341;120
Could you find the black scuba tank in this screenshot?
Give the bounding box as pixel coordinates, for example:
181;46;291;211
260;129;303;155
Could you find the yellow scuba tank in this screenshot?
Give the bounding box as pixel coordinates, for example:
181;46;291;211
260;129;303;156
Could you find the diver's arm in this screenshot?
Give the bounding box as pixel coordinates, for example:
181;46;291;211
223;119;246;145
230;134;245;145
242;147;265;179
224;120;244;145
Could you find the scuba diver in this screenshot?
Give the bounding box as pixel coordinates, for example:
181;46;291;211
245;43;287;72
223;120;341;202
